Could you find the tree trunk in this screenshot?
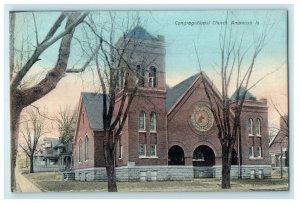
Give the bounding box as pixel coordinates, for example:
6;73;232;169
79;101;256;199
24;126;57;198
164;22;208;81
221;145;231;189
30;155;34;173
106;159;117;192
104;131;118;192
10;93;23;192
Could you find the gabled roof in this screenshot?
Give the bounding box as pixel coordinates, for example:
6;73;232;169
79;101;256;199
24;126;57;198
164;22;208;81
230;86;256;101
126;25;159;41
81;92;108;130
166;73;200;111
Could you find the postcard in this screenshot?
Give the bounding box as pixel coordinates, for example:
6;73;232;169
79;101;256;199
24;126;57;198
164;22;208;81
8;9;288;193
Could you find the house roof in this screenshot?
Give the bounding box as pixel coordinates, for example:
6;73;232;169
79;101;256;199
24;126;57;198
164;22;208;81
81;92;108;130
126;25;159;41
42;137;60;148
230;86;256;101
53;142;65;148
166;73;200;111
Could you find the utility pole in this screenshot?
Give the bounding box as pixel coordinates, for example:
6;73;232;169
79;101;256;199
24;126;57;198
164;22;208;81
280;145;283;179
238;125;242;179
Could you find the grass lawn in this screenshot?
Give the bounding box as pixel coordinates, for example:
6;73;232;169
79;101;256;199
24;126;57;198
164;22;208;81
25;172;289;192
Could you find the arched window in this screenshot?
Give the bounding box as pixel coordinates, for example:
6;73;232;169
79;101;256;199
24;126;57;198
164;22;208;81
150;112;156;132
149;66;157;88
248;145;254;159
136;65;145;87
256;118;261;136
85;135;89;161
256;146;262;158
248;118;253;135
139;111;145;131
79;138;82;162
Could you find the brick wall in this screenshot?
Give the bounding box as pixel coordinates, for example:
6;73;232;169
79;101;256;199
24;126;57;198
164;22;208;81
73;98;96;169
167;77;223;165
238;100;271;166
126;91;168;166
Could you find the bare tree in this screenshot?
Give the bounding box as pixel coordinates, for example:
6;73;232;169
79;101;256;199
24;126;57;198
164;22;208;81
19;110;45;173
9;11;91;191
271;99;288;137
197;12;274;188
70;12;155;192
269;99;288;175
56;107;76;145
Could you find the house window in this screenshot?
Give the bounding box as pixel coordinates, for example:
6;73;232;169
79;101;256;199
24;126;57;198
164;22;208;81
150;112;156;132
139;144;146;156
136;65;145;87
256;118;261;136
248;118;253;136
149;66;157;88
256;146;262;158
85;135;89;161
248;146;254;159
150;144;157;157
79;138;82;162
139;111;146;131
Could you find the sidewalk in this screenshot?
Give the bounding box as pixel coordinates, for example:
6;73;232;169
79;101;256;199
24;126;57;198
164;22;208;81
15;166;41;192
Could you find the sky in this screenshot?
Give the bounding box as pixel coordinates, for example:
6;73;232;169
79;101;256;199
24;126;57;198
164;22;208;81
13;10;288;137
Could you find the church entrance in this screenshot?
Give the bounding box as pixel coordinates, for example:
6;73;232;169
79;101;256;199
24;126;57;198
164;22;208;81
168;145;185;165
192;145;215;166
193;145;215;178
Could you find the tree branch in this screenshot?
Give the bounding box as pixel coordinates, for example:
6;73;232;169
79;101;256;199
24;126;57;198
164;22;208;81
31;12;39;46
10;12;89;91
16;12;89;108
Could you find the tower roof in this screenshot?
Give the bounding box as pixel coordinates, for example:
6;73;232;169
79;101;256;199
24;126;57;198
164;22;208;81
126;25;159;41
230;86;256;101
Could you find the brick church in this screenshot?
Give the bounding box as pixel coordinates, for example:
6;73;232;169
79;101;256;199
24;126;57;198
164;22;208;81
72;26;271;181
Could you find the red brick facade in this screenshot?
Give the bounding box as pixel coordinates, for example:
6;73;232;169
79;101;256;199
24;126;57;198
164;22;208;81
73;99;96;169
72;26;271;173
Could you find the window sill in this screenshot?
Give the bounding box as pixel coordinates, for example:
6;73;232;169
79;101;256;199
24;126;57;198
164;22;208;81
192;159;205;161
248;134;254;137
150;131;157;133
149;156;158;158
138;130;146;133
139;156;158;159
249;157;263;160
139;156;147;158
256;134;261;137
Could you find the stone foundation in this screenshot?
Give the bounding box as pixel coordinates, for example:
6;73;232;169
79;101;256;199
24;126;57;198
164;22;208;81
74;166;194;181
73;165;272;181
213;165;272;179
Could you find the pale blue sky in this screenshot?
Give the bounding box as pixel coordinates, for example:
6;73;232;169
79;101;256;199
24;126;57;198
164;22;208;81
14;10;287;79
13;10;288;128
